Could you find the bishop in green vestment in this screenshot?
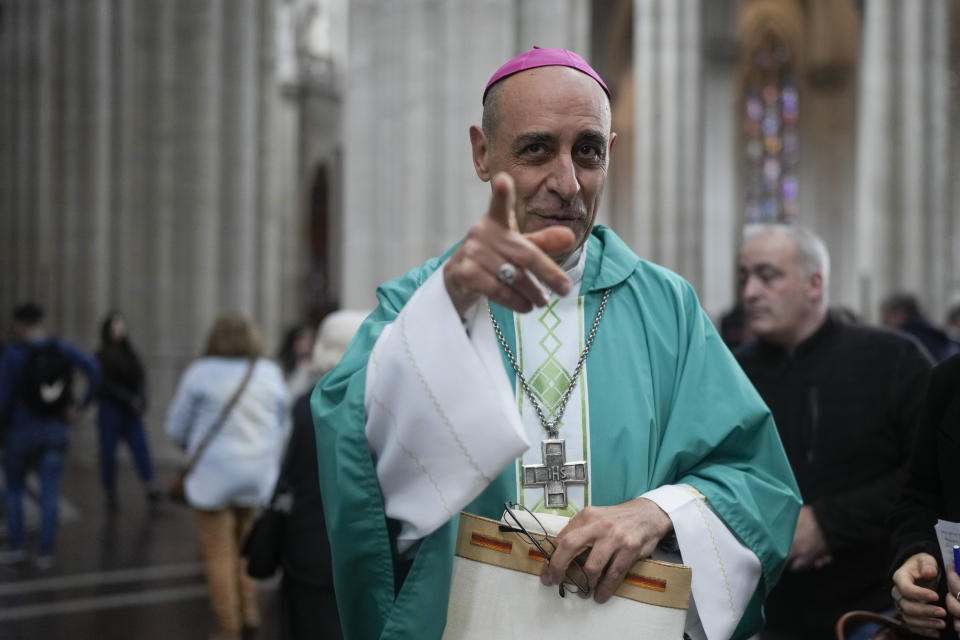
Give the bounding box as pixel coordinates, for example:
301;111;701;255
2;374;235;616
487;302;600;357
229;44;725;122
311;48;800;640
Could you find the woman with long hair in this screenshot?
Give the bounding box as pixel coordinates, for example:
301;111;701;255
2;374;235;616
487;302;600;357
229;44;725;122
96;311;158;513
165;312;289;640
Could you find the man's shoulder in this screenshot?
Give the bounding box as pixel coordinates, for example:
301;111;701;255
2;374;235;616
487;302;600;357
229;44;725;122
46;338;97;368
833;320;928;356
591;226;696;298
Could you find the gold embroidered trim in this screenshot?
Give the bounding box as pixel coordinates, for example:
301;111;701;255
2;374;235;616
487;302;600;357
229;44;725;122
470;533;513;554
398;312;491;483
624;573;667;592
686;486;737;619
369;395;453;519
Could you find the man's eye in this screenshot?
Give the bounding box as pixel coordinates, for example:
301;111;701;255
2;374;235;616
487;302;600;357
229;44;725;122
757;270;779;285
524;143;546;155
576;145;603;162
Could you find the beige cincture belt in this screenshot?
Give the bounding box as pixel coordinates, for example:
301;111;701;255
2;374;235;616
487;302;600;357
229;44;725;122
443;512;692;639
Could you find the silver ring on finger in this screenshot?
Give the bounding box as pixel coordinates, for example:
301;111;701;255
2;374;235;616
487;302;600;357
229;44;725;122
497;262;518;286
955;590;960;601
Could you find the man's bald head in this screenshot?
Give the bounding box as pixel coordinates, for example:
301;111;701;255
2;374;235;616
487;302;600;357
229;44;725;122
481;67;612;143
469;65;615;265
481;47;610;142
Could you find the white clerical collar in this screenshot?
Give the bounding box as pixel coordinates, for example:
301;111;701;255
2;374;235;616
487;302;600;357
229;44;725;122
559;244;587;293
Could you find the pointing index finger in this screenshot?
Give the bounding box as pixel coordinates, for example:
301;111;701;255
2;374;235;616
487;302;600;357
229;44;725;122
488;172;518;232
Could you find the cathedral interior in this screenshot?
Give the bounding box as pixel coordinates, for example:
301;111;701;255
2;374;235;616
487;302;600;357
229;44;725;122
2;0;959;428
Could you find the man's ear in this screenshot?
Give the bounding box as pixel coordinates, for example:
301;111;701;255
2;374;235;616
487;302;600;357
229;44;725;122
609;131;617;154
469;125;491;182
809;271;824;304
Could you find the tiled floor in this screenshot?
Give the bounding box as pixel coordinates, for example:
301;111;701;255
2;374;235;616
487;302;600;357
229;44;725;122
0;419;280;639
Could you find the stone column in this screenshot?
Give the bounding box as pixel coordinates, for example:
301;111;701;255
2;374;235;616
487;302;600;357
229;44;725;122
60;0;106;344
0;2;10;314
700;0;739;317
854;0;954;321
0;0;309;444
219;0;259;317
25;1;50;310
923;0;954;322
88;0;114;341
164;0;223;353
631;0;703;289
256;0;300;344
341;0;591;309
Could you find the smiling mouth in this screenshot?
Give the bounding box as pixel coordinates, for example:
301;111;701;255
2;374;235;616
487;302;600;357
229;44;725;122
530;211;584;223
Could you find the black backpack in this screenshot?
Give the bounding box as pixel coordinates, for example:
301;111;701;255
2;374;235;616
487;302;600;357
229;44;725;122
19;342;74;417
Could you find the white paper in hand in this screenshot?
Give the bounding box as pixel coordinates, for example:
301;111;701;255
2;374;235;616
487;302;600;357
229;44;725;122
934;519;960;573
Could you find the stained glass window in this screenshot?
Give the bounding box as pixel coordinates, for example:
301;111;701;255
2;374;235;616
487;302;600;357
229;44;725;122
743;37;799;223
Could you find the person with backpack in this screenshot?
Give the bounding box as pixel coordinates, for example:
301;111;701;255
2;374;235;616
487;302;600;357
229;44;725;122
0;302;99;568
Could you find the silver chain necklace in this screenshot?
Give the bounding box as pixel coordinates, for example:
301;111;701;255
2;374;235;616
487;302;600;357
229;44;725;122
488;288;610;439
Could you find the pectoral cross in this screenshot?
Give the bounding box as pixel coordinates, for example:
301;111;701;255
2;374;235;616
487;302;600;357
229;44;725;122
521;438;587;509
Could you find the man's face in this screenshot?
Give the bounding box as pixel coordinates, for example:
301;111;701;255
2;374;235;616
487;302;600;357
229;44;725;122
738;232;821;346
471;66;614;262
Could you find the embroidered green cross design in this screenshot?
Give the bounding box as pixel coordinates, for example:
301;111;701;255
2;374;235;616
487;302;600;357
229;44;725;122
528;300;572;423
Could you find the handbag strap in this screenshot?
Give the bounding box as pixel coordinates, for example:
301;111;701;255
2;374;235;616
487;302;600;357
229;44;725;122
182;358;257;475
834;610;911;640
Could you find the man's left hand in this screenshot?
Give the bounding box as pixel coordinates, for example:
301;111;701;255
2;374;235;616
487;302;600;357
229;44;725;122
541;498;673;604
787;504;831;571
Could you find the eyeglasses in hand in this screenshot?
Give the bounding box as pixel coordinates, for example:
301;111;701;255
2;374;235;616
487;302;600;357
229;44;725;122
498;500;591;598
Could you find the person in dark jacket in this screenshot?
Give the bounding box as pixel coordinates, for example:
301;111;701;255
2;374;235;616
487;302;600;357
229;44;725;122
889;353;960;639
96;311;159;513
735;224;933;639
880;292;960;363
273;310;365;640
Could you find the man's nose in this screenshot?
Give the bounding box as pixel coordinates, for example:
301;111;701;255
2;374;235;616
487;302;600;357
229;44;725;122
742;274;762;300
545;154;580;202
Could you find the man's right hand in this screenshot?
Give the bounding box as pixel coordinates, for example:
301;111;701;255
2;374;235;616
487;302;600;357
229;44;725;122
443;172;575;317
892;552;946;638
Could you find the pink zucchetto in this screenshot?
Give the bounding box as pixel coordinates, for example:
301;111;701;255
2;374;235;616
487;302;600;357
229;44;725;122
482;46;610;103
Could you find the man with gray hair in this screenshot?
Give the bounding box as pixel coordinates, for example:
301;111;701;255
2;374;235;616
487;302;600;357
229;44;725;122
736;223;933;639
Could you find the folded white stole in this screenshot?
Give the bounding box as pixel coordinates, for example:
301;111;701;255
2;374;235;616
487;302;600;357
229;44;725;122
514;248;591;516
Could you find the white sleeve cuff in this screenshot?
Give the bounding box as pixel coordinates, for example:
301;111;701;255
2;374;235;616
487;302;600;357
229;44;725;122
365;267;529;552
643;484;762;640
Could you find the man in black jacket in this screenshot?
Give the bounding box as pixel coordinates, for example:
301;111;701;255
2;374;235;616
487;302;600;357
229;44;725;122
735;224;933;639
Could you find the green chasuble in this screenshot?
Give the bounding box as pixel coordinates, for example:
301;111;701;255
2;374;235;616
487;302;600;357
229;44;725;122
312;226;800;639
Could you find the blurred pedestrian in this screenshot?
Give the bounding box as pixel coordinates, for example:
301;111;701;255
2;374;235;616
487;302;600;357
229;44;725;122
945;302;960;341
165;312;290;640
276;322;316;398
0;302;99;569
95;311;159;513
881;292;960;362
273;310;365;640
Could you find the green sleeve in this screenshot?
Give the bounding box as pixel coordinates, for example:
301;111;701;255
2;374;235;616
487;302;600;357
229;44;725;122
653;280;801;638
311;255;464;640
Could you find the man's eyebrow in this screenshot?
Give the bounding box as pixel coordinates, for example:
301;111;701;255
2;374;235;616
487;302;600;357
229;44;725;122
511;132;555;150
745;262;783;275
577;130;608;146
